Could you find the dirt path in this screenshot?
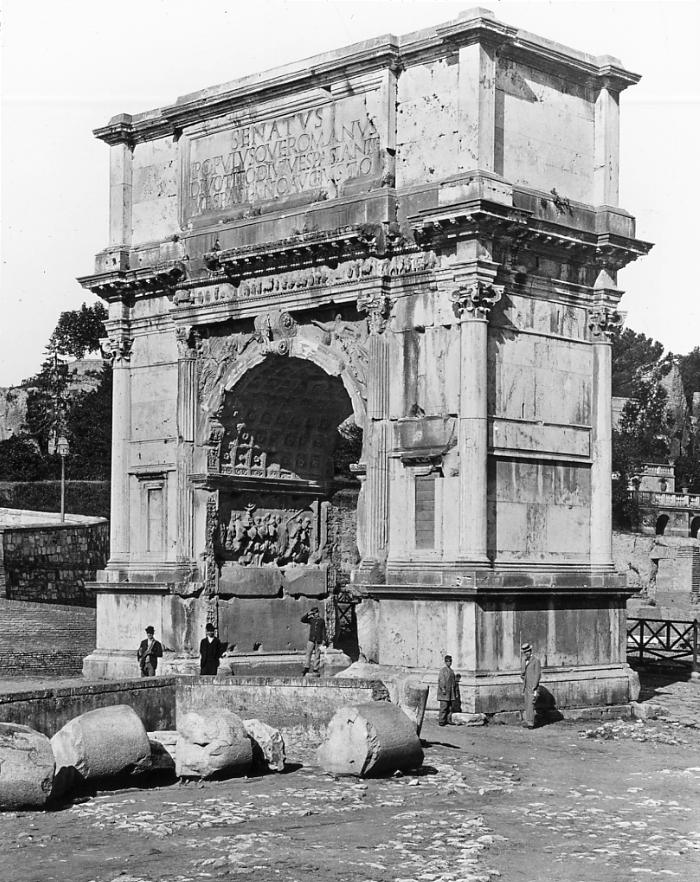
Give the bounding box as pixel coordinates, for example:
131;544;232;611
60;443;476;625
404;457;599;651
2;672;699;882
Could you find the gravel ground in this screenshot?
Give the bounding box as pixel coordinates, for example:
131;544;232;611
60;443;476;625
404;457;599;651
1;668;699;882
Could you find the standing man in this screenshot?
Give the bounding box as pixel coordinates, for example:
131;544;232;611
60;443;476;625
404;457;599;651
301;606;327;677
437;655;458;726
137;626;163;677
520;642;542;729
199;622;224;676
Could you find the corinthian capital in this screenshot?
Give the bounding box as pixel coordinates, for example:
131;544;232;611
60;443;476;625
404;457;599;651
175;325;197;358
451;282;503;320
358;292;392;334
100;334;133;364
588;306;622;340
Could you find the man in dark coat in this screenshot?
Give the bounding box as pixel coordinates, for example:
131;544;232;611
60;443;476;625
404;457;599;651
437;654;458;726
520;642;542;729
137;626;163;677
199;623;224;675
301;606;327;676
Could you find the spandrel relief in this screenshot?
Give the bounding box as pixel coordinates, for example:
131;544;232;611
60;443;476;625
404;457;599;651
217;499;327;568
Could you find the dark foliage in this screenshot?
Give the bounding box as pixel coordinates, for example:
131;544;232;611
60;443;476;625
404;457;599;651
0;436;49;481
0;481;111;519
611;328;670;397
49;302;108;359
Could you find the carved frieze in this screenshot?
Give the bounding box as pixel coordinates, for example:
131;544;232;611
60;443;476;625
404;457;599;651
220;502;320;567
174;251;439;306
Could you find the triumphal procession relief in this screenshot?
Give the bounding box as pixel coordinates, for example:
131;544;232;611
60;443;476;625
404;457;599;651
79;9;651;711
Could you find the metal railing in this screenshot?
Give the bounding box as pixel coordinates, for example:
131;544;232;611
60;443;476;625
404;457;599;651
627;617;699;671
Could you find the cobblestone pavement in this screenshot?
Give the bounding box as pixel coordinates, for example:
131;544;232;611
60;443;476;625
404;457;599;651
1;670;699;882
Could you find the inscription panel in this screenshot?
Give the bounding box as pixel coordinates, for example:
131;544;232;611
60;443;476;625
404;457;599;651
182;99;383;225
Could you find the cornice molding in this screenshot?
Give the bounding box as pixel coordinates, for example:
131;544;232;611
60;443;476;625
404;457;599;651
78;260;187;301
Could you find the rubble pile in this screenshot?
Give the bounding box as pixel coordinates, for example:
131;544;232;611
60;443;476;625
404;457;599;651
579;719;689;746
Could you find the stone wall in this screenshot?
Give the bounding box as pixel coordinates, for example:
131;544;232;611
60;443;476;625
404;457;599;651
613;530;700;594
0;598;96;676
0;675;381;739
0;513;109;606
0;676;175;736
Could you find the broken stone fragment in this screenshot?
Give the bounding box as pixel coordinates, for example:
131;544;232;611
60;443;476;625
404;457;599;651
141;738;177;774
451;712;486;726
243;718;286;772
0;723;55;810
50;705;151;789
176;709;253;778
316;702;424;777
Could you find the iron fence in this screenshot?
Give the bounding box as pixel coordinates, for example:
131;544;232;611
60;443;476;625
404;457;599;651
627;617;699;671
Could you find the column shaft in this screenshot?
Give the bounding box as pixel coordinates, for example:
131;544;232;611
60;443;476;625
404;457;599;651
458;316;489;562
176;346;197;562
364;332;389;560
590;339;613;567
110;356;131;561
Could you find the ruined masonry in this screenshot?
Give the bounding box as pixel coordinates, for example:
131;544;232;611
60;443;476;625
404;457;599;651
79;8;652;713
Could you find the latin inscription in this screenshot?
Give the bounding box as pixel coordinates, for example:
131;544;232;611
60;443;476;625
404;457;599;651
185;105;381;219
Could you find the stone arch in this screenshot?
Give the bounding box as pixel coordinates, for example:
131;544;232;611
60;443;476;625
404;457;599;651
210;334;366;430
690;516;700;539
655;514;669;536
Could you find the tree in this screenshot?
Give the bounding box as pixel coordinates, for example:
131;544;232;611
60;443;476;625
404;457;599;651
48;302;108;359
612;373;674;528
678;347;700;404
8;303;112;483
611;328;670;397
0;436;49;481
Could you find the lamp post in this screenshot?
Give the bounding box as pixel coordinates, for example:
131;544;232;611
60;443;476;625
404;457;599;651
57;436;70;522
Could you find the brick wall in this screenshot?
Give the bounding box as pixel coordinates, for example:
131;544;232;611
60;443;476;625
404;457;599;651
0;598;96;676
0;519;108;606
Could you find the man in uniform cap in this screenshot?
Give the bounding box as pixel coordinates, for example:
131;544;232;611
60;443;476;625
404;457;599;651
137;626;163;677
300;606;327;677
520;642;541;729
437;654;458;726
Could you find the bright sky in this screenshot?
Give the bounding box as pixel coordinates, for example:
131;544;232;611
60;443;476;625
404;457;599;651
1;0;698;387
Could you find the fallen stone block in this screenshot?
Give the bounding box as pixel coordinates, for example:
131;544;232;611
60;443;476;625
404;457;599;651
176;709;252;778
630;701;670;720
243;719;286;772
335;662;429;733
50;705;151;785
0;723;55;810
397;679;429;734
317;702;424;777
451;712;486;726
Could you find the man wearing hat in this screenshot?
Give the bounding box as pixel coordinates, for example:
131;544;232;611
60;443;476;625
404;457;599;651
520;642;541;729
137;626;163;677
300;606;328;676
199;622;225;676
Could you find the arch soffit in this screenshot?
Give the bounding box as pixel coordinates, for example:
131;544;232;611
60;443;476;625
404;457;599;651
209;336;366;429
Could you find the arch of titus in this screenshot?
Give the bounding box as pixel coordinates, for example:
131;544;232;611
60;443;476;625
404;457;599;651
80;9;651;712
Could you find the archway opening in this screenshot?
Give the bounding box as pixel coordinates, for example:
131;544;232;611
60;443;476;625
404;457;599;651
690;516;700;539
219;356;358;485
655;514;669;536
